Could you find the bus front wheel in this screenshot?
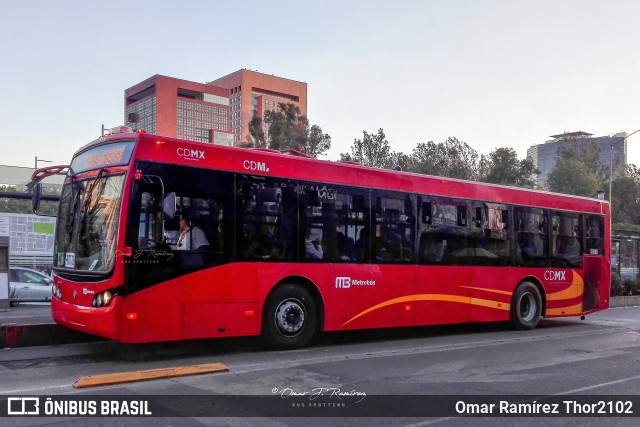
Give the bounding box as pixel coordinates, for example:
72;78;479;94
263;284;317;350
510;282;542;330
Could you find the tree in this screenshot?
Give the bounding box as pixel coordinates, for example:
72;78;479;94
546;159;602;197
556;139;608;183
265;103;308;151
546;140;604;197
305;125;332;158
242;113;266;148
479;147;539;188
340;129;394;168
611;164;640;224
0;185;59;216
410;137;479;180
246;103;331;157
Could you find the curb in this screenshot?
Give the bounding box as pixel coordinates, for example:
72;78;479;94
610;295;640;308
1;323;103;349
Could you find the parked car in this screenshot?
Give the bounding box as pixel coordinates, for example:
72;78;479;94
9;267;52;305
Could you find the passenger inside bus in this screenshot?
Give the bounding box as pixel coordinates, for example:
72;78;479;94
305;229;323;260
175;212;209;251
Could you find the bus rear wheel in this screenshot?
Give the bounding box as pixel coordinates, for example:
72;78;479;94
263;284;317;350
510;282;542;330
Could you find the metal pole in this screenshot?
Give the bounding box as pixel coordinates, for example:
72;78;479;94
609;129;640;209
609;144;614;202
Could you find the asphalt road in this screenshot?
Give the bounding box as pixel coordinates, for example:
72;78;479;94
2;307;640;426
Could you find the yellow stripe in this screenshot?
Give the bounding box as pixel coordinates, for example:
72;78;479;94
340;294;510;327
459;286;512;296
547;271;584;301
546;302;583;316
340;295;414;327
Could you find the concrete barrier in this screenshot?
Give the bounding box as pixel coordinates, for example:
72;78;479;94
610;295;640;308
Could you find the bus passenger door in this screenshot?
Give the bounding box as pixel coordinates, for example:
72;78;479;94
583;255;605;311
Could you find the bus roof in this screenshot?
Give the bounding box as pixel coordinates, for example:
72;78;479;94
78;130;608;215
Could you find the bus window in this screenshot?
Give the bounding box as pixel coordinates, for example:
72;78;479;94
237;176;297;262
514;207;548;267
373;193;414;263
585;215;604;256
551;212;582;268
138;191;163;249
302;183;368;263
465;203;510;266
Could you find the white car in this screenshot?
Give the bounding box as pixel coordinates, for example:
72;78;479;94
9;267;53;305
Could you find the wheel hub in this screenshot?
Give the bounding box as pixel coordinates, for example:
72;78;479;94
275;299;305;335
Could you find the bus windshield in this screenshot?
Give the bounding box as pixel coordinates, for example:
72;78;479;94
54;173;125;273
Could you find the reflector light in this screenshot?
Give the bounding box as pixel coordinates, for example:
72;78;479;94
404;305;412;311
244;310;254;317
126;313;138;320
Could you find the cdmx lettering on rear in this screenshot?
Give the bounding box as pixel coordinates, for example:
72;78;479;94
544;270;567;281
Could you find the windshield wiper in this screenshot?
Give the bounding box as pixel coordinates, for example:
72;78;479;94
81;168;107;220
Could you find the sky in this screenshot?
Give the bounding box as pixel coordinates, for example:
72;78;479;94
1;0;639;169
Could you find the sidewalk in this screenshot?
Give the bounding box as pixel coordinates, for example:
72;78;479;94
1;304;101;348
0;304;54;326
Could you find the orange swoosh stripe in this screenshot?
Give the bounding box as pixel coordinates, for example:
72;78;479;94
459;286;512;296
547;270;584;301
546;302;583;316
341;294;510;327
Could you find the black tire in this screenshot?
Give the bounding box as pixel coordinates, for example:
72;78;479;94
510;282;542;330
263;284;317;350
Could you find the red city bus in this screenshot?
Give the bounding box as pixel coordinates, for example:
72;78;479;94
32;127;610;349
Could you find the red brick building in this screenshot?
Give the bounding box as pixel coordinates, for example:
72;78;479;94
208;69;307;144
124;69;307;146
124;75;233;146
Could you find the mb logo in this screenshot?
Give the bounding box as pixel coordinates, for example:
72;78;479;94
8;397;39;415
335;277;351;288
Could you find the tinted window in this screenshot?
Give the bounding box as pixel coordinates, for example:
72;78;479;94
301;182;368;263
418;197;470;265
373;193;415;263
585;215;604;256
467;203;510;266
551;212;582;268
125;162;234;292
237;176;297;262
514;207;548;267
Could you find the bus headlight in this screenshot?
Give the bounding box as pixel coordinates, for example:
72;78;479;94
102;291;113;306
92;290;114;308
52;284;63;300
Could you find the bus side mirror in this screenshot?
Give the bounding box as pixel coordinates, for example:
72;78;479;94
32;183;42;213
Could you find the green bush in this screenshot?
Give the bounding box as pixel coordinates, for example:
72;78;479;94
611;273;624;296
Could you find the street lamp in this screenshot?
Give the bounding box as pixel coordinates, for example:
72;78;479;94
34;156;52;169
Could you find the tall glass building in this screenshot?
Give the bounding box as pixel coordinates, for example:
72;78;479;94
527;131;628;186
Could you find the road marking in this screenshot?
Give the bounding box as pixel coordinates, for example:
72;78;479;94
553;372;640;395
72;362;228;388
